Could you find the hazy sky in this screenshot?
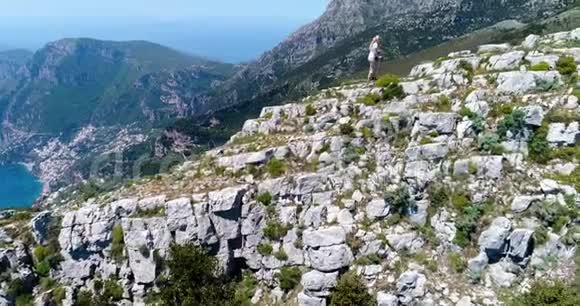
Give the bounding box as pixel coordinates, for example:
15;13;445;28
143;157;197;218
0;1;328;62
0;1;326;20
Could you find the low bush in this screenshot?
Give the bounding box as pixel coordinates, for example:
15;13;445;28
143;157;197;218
434;95;452;112
358;93;381;106
376;74;405;101
354;253;381;266
305;104;317;116
263;221;288;240
497;109;527;139
375;74;400;88
509;280;579;306
454;204;484;247
530;61;551;71
479;133;505;155
256;192;273;206
384;186;415;216
339;123;355;136
158;243;234;305
274;250;288;261
528;123;550;164
257;243;273;256
527;201;576;233
277;267;302;291
459;60;475;82
448;253;467;273
556;56;578;77
234;272;257;306
110;224;125;262
329;272;376;306
265;159;287;177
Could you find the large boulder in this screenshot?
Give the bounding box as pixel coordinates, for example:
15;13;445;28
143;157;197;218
405;143;449;161
508;229;534;263
519;106;544;127
30;211;53;245
307;244;354;272
377;292;399;306
478;217;512;262
547;122;579;145
510;195;544;213
397;270;427;305
366;198;390;220
415;113;457;135
301;270;338;297
298;292;326;306
303;226;346;248
487;51;525;71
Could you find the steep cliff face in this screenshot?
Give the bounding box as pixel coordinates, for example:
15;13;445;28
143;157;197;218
205;0;572;115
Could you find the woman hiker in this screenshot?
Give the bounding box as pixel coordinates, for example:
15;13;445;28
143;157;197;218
368;35;382;81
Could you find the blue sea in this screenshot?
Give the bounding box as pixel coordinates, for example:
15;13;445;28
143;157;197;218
0;164;42;209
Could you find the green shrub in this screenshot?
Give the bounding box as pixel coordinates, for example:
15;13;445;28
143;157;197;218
556;56;578;77
132;206;165;218
375;74;400;88
354;253;381;266
274;250;288;261
257;243;273;256
111;224;125;262
552;167;580;192
376;74;405;101
35;261;51;277
459;60;475;82
265;159;287;177
158;243;234;306
329;272;376;306
74;290;94;306
479;134;505;155
234;272;257;306
277;267;302;292
434;95;452;112
459;106;477;119
306;104;317;116
51;286;66;304
454;204;484;247
427;184;450;215
358;93;381;106
451;190;470;211
15;294;33;306
256;192;273;206
448;253;467;273
509;280;579;306
339;123;355;136
573;88;580;101
530;61;551;71
527;201;575;232
384;186;415;216
263;221;288;240
497;109;527;139
545;109;580;124
361;127;374;139
528;123;550;164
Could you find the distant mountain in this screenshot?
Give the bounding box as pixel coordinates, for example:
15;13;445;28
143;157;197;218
0;38;236;189
3;38;234;136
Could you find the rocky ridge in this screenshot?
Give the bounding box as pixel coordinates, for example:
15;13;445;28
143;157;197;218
1;28;580;305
